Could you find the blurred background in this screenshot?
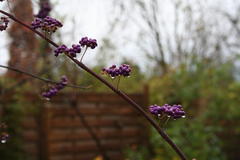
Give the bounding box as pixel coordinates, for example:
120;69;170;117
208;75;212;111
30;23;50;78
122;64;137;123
0;0;240;160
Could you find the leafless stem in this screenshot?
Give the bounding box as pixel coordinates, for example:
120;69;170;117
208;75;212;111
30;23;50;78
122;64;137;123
0;10;187;160
80;47;88;62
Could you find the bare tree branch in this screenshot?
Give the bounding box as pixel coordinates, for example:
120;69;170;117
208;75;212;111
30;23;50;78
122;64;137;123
0;65;91;89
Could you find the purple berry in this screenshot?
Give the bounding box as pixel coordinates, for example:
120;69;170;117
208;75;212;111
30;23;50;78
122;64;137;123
102;64;132;78
31;16;62;33
54;45;68;56
79;37;98;49
0;132;9;143
42;75;68;99
149;104;186;120
54;44;82;57
0;16;9;31
35;1;52;18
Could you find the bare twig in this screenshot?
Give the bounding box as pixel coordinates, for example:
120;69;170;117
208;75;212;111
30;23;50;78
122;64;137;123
80;47;88;62
0;65;91;89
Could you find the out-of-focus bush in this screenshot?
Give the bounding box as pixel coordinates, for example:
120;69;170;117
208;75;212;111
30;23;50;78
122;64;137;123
0;91;25;160
0;79;40;160
126;58;240;160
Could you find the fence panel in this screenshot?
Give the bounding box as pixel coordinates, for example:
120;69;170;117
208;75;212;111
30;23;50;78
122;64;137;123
21;90;149;160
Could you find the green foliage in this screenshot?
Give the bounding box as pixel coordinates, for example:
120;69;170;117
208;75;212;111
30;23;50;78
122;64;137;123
0;78;40;160
124;146;151;160
150;119;226;160
0;96;26;160
148;59;239;160
125;58;240;160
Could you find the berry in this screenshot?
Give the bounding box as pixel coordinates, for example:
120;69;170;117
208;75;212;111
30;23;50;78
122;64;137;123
119;64;132;77
0;123;8;143
54;45;68;56
54;44;81;57
42;76;68;99
102;64;132;78
149;104;186;119
0;16;9;31
31;16;62;33
68;44;81;57
79;37;97;49
35;1;52;19
0;132;9;143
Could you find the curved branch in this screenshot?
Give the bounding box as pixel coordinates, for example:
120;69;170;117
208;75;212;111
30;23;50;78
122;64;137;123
0;10;187;160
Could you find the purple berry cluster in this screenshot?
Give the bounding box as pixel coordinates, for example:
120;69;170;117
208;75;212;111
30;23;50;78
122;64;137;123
54;44;81;57
35;1;52;19
79;37;98;49
102;64;132;78
54;45;68;56
54;37;97;57
68;44;81;57
0;123;8;143
31;16;62;33
149;104;186;119
42;76;68;99
0;16;9;31
0;132;9;143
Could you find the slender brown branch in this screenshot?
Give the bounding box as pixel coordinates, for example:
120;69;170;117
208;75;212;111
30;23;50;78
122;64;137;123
72;105;110;160
0;10;187;160
2;61;67;93
0;65;91;89
80;47;88;62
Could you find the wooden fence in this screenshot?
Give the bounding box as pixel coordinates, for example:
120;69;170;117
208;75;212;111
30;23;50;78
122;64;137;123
21;91;149;160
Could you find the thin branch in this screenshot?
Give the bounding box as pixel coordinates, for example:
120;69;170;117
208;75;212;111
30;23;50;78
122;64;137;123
2;60;64;93
0;10;187;160
0;65;91;89
80;46;88;62
72;105;110;160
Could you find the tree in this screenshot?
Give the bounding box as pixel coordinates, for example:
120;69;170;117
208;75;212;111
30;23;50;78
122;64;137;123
6;0;38;79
